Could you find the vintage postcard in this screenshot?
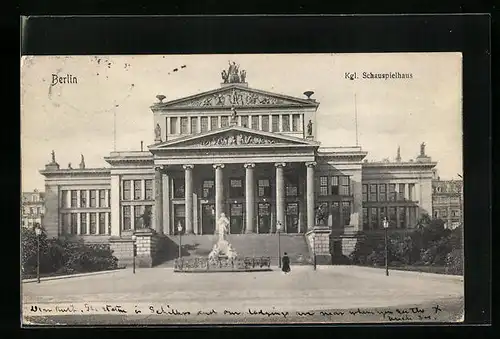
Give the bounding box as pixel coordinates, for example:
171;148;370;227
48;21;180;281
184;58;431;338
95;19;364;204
21;53;464;325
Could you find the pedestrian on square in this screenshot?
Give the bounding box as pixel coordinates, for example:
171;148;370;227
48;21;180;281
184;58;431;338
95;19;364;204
282;252;291;274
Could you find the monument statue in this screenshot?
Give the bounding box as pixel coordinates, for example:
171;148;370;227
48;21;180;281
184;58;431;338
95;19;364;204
51;150;56;163
240;69;246;82
79;154;85;169
216;213;230;241
155;123;162;141
222;61;242;84
307;120;313;136
420;142;426;156
221;70;229;83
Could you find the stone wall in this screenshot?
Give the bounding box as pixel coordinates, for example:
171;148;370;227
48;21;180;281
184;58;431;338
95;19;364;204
43;184;59;238
305;227;332;265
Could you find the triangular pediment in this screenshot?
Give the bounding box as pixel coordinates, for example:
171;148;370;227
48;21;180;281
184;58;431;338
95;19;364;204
149;126;320;150
151;84;318;110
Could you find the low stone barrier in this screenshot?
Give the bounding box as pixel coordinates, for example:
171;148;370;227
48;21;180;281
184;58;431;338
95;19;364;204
174;256;272;272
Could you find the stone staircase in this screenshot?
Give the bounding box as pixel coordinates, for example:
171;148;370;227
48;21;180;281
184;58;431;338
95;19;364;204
155;233;312;267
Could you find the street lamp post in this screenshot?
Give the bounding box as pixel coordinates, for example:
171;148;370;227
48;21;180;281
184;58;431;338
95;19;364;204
34;225;42;283
277;221;283;268
313;237;317;271
131;234;137;274
383;217;389;276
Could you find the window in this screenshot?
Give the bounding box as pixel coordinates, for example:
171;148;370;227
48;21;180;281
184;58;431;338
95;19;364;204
180;117;189;134
123;206;131;230
282;115;290;132
71;213;78;234
362;184;368;202
210;116;218;130
388;207;397;227
262;115;269;131
202;180;215;199
285;175;298;197
123;180;131;200
190;117;198;133
61;213;67;234
30;207;35;215
292;114;300;131
99;189;105;207
99;212;106;234
441;210;448;218
134;180;142;200
80;213;87;234
378;184;386;201
398;184;406;201
80;190;87;207
258;179;271;197
90;213;97;234
221;116;229;128
230;178;244;198
200;117;209;132
378;207;387;227
173;178;185;198
399;207;406;229
241;115;248;128
342;201;351;226
363;208;369;229
370;207;378;229
369;184;377;201
251;116;259;129
317;202;329;226
134;206;142;227
170;117;178;134
71;191;77;207
451;210;460;217
61;190;68;208
388;184;397;201
90;190;97;207
145;180;153;200
319;176;328;196
271;115;279;132
331;176;339;195
340;176;350;195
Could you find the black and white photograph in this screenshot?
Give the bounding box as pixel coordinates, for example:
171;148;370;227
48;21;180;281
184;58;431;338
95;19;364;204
21;53;464;324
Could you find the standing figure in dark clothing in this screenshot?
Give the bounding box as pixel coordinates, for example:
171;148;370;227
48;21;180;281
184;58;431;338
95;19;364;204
282;252;291;274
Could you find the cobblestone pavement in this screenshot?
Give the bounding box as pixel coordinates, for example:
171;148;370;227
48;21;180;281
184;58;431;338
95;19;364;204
22;266;463;321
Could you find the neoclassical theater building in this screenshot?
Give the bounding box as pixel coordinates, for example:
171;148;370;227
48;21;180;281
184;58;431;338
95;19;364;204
40;67;437;265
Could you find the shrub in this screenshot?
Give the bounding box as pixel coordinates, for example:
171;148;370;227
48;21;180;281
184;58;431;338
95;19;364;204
21;228;118;277
445;249;463;275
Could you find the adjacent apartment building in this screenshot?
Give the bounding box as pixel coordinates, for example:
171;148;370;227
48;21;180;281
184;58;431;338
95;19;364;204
21;189;45;228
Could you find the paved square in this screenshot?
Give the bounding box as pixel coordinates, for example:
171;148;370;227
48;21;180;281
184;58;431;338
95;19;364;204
22;266;464;324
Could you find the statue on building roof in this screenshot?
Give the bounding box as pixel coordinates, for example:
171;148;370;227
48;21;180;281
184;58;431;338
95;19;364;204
307;120;313;136
155;123;162;142
68;162;72;169
223;61;243;83
396;146;401;162
51;150;56;163
79;154;85;169
221;69;229;83
420;142;426;156
240;69;246;83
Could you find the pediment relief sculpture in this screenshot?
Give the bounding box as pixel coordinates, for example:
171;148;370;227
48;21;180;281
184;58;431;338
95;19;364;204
175;88;297;108
197;133;280;147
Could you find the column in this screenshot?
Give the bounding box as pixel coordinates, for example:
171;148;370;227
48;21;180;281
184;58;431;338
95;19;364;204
268;114;272;132
306;162;316;231
279;114;283;132
162;172;170;235
396;206;400;229
66;190;71;209
110;175;120;236
244;163;255;233
86;212;91;235
87;190;90;208
183;164;194;234
259;115;263;131
131;206;135;230
77;212;81;235
141;180;146;201
154;166;163;234
76;190;81;208
167;117;171;136
104;212;109;235
275;163;286;229
299;114;304;132
213;164;225;220
405;206;410;228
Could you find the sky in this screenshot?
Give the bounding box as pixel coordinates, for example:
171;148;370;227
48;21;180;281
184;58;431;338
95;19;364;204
21;53;463;191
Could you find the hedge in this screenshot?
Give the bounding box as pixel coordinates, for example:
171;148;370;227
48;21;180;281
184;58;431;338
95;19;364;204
21;227;119;277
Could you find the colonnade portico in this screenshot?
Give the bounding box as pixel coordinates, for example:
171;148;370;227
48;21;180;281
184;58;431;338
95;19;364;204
153;161;317;235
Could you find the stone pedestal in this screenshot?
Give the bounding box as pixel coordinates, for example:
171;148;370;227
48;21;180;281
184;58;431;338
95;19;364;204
135;228;159;268
305;226;332;265
109;235;134;267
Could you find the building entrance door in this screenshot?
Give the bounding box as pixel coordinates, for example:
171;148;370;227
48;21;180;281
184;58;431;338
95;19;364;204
230;203;244;234
258;202;271;234
201;204;216;235
286;202;299;233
